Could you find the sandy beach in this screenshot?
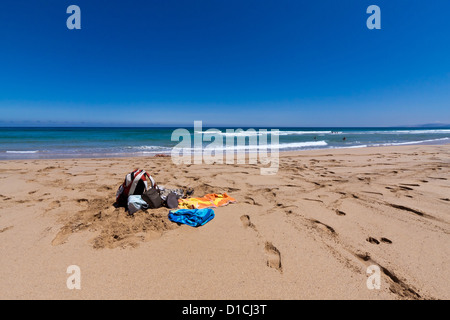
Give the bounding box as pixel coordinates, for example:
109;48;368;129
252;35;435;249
0;144;449;300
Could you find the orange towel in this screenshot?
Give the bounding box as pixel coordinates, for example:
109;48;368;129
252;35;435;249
178;193;236;209
204;193;237;207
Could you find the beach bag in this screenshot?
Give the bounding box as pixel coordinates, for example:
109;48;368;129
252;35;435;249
142;188;163;209
166;192;179;209
116;169;156;207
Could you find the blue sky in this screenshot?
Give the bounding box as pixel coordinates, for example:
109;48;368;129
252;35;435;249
0;0;449;127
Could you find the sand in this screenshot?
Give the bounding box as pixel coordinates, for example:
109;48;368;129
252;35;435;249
0;144;449;300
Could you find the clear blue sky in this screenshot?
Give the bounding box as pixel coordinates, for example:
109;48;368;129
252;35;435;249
0;0;449;127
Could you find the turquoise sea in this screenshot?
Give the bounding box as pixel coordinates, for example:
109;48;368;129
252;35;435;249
0;127;449;160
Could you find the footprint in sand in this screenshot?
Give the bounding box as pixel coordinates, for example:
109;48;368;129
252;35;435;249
312;220;336;235
240;215;257;231
265;242;282;272
240;215;252;228
244;196;261;206
366;237;380;245
367;237;392;245
355;251;372;262
240;216;282;272
0;226;14;233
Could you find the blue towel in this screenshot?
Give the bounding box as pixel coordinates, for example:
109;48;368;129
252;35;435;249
168;208;215;227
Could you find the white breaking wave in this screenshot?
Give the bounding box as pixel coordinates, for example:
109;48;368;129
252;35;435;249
131;146;172;151
141;151;172;154
337;145;368;149
196;129;450;136
276;141;328;149
330;137;449;150
343;129;450;135
197;130;262;137
172;140;328;151
371;137;450;146
388;130;450;134
197;130;341;136
275;131;342;136
6;150;39;154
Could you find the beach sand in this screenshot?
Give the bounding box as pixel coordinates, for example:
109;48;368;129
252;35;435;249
0;144;449;300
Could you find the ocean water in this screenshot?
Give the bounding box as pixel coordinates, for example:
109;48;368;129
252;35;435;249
0;127;449;160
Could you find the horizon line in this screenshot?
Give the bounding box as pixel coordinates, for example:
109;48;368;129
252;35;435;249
1;124;450;129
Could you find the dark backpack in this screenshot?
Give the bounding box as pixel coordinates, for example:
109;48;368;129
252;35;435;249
142;188;163;209
115;169;156;207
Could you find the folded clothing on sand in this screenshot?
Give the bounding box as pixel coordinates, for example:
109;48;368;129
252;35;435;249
127;195;149;215
168;208;215;227
158;186;184;201
157;186;194;200
177;193;236;209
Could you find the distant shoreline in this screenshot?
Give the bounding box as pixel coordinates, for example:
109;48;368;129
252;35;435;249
1;142;449;162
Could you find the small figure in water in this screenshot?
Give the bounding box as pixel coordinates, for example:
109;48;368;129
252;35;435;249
343;137;346;141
